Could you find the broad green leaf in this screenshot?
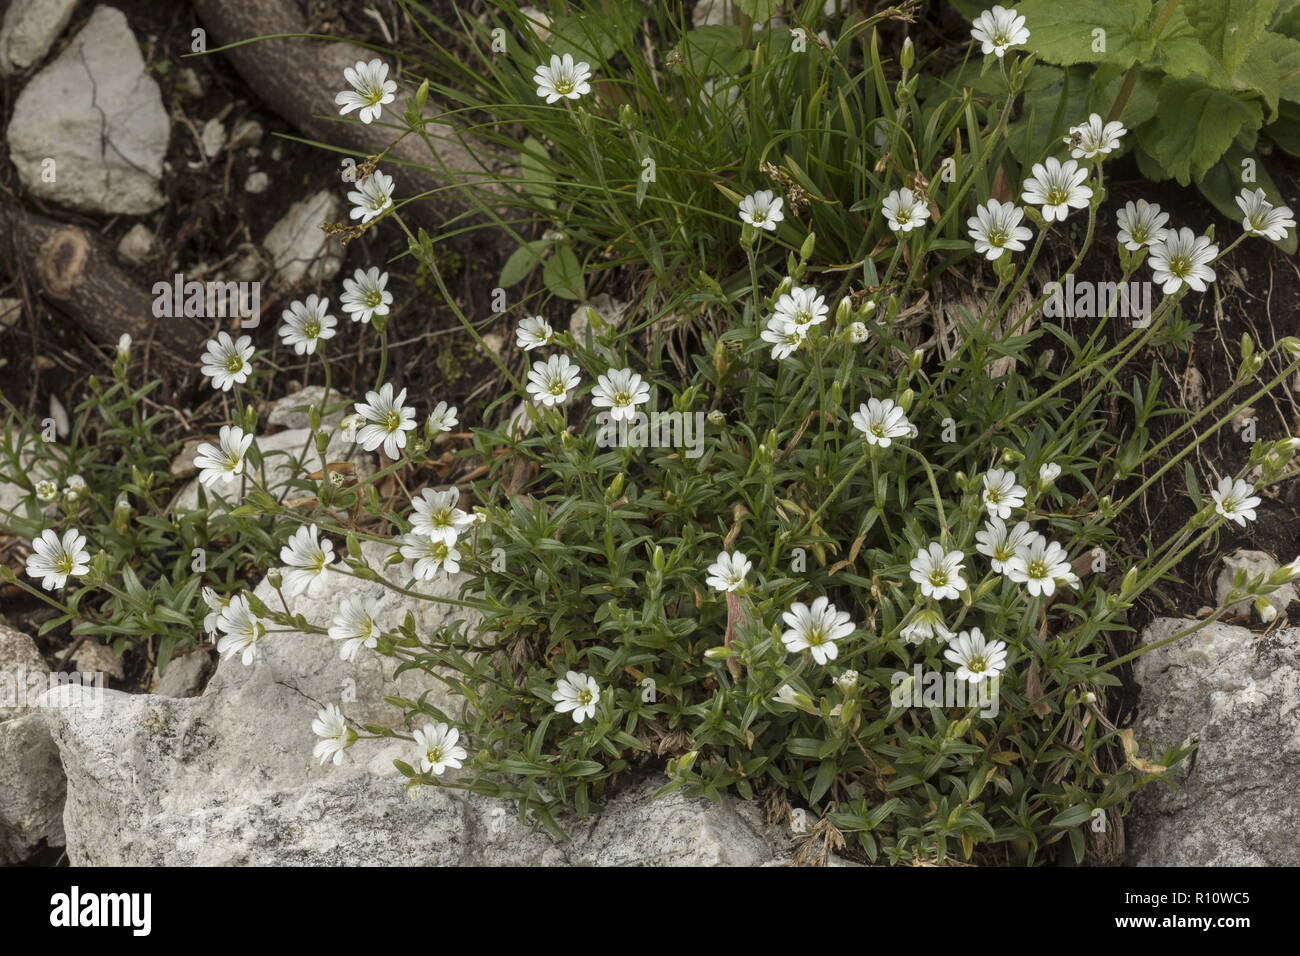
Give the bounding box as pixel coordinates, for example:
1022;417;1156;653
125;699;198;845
734;0;780;21
1236;31;1300;117
1184;0;1281;77
1140;77;1263;183
500;240;550;288
673;26;746;77
1007;65;1091;165
542;245;585;300
1015;0;1153;68
1150;8;1231;86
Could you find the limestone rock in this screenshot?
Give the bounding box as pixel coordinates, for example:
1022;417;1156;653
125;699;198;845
1215;549;1297;620
262;189;344;289
0;624;65;862
0;0;78;74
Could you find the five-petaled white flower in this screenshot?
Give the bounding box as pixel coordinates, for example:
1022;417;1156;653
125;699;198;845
761;317;807;360
194;425;254;488
279;295;338;355
516;315;554;350
200;332;255;391
399;533;461;579
882;187;930;232
901;607;955;645
335;59;397;124
1005;535;1075;596
413;722;467;775
312;704;355;766
1116;199;1169;251
738;190;785;231
851;397;912;448
975;517;1038;574
329;595;384;661
981;468;1026;520
910;543;967;601
780;596;855;665
944;627;1008;684
967;198;1032;260
1066;113;1127;160
279;523;336;597
25;528;90;590
1210;476;1261;527
527;353;581;407
339;267;392;324
772;286;829;328
354;383;417;458
410;487;473;545
1236;188;1296;242
348;169;395;224
1149;227;1217;294
427;401;458;434
705;551;752;592
534;53;593;103
591;367;651;422
970;4;1029;58
1021;157;1092;222
553;670;601;723
216;594;264;666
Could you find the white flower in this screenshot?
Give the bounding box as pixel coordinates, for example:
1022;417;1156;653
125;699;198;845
975;517;1039;574
216;594;264;666
1236;187;1296;242
116;334;131;359
772;683;802;706
35;479;58;502
1038;461;1062;486
335;58;396;124
591;367;651;423
772;286;829;328
1149;227;1217;294
848;321;869;344
1021;157;1092;222
278;295;338;355
970;4;1029;58
200;332;255;391
981;468;1026;519
967;198;1032;260
882;187;929;232
311;704;354;766
347;169;395;224
65;474;86;493
533;53;592;103
1116;199;1169;251
761;317;806;360
399;533;461;579
1210;476;1261;526
515;315;554;350
705;551;752;592
780;596;855;665
354;383;417;458
944;628;1008;684
193;425;254;487
427;401;458;434
851;397;912;447
279;523;336;597
328;595;384;661
526;353;581;406
738;190;785;231
201;586;228;637
25;528;90;590
909;543;967;601
553;670;601;723
339;267;392;324
413;722;467;775
1005;535;1074;597
901;607;955;644
1066;113;1126;160
410;487;473;545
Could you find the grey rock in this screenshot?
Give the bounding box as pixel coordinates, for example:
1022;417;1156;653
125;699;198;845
261;189;344;289
0;0;78;74
153;648;211;699
264;386;346;431
200;118;226;160
7;6;169;214
243;171;269;194
1128;618;1300;866
1215;549;1297;620
0;624;65;862
70;640;124;680
116;223;157;266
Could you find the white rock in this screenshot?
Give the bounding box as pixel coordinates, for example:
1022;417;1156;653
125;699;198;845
1215;549;1297;619
116;223;157;266
264;386;347;431
7;6;169;214
200;118;226;159
0;623;65;862
0;0;78;74
1128;619;1300;865
569;293;628;346
70;640;124;680
152;648;211;699
261;188;344;289
244;171;269;194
